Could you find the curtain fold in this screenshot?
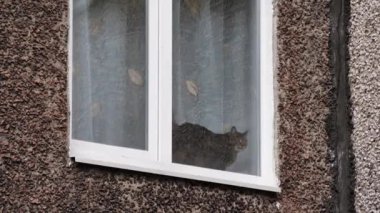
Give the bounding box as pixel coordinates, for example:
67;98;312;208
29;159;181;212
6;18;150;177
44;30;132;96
173;0;259;174
72;0;147;149
173;0;253;134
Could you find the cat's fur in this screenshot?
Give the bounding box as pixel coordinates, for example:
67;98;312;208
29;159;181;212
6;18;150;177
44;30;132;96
172;122;248;170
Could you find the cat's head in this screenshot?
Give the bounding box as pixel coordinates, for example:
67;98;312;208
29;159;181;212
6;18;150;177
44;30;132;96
229;127;248;151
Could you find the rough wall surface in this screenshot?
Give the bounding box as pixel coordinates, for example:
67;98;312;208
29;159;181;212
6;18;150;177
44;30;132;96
276;1;334;211
349;0;380;211
0;0;333;211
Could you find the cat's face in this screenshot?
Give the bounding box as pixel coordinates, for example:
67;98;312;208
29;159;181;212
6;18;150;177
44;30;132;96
229;127;248;151
235;136;248;151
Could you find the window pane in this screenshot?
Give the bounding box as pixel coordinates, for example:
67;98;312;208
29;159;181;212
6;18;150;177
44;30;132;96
72;0;147;150
172;0;259;175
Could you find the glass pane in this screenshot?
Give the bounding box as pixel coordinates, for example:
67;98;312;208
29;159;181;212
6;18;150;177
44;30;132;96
72;0;147;150
172;0;259;175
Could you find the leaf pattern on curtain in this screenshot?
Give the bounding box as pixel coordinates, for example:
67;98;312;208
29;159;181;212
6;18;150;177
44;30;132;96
172;0;260;174
72;0;147;149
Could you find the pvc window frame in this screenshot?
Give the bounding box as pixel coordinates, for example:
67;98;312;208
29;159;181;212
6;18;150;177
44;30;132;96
68;0;279;192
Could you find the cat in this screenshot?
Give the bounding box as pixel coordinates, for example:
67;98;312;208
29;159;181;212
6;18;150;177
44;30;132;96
172;122;248;170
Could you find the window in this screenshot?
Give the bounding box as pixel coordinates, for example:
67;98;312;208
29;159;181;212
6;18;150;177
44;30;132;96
69;0;278;192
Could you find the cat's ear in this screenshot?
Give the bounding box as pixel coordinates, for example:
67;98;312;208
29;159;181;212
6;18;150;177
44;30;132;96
230;126;237;133
243;131;248;136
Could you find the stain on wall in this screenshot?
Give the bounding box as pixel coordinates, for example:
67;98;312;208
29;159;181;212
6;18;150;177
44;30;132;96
0;0;334;211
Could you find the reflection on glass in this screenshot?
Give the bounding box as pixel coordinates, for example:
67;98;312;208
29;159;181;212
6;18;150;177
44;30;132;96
172;0;259;175
72;0;147;149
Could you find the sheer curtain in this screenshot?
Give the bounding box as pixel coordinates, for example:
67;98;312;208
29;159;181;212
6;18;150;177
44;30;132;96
173;0;259;174
72;0;147;149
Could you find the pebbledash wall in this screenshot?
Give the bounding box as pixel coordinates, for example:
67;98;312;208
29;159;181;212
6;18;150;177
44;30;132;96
349;0;380;211
0;0;378;212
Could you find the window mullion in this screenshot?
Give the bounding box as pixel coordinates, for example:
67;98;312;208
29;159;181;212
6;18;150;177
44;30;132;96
158;0;173;163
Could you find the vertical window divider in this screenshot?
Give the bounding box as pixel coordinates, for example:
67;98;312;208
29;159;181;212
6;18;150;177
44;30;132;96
158;0;173;163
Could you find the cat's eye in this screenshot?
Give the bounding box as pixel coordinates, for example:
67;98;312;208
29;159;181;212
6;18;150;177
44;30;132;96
69;0;278;192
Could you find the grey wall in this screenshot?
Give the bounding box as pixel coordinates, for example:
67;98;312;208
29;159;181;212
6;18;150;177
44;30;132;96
349;0;380;211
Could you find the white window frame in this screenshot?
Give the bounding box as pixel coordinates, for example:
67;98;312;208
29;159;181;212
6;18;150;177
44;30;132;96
68;0;279;192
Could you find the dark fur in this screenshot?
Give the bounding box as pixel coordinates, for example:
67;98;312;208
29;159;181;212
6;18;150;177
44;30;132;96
173;122;248;170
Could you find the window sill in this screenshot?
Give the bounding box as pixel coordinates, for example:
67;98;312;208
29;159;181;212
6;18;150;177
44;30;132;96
70;140;280;193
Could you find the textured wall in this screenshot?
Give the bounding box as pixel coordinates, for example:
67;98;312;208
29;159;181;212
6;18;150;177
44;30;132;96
0;0;333;211
349;0;380;211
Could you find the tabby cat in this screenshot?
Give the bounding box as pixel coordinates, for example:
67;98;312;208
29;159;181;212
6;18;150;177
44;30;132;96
172;122;248;170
